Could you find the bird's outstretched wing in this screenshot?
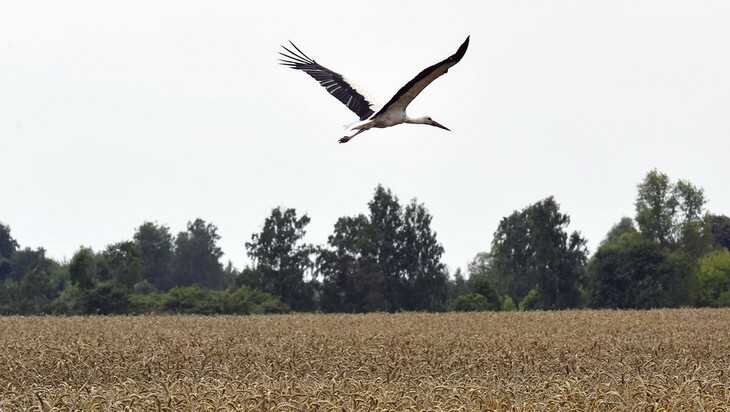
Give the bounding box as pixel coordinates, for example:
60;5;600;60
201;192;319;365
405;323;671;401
374;36;470;117
279;42;375;121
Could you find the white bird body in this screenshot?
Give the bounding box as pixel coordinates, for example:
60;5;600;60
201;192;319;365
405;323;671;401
377;111;407;127
279;37;470;143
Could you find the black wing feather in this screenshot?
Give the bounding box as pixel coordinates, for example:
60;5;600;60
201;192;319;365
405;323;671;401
374;36;470;117
279;42;375;121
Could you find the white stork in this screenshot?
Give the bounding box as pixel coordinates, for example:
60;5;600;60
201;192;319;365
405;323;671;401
279;36;470;143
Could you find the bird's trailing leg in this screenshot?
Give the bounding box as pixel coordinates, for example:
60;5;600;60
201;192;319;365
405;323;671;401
338;128;366;144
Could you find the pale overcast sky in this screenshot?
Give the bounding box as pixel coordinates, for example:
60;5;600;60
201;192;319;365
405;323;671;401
2;1;729;272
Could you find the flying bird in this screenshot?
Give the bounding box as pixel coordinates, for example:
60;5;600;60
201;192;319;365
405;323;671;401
279;36;470;143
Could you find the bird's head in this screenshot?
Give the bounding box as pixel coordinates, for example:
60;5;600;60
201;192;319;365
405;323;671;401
424;116;450;131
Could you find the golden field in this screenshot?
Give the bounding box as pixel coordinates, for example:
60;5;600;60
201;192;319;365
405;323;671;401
1;309;729;411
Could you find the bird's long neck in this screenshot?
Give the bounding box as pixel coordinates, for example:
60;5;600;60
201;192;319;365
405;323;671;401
405;115;429;125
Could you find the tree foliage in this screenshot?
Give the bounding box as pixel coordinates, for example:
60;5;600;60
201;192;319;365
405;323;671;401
0;222;19;280
17;266;56;313
318;186;448;313
69;247;98;290
696;249;730;307
369;186;407;312
452;293;491;312
245;207;316;311
134;222;174;290
159;285;287;314
708;214;730;250
587;171;713;309
635;170;679;245
489;197;587;309
100;241;142;288
588;231;692;308
602;217;637;246
0;219;289;315
468;273;500;311
401;199;448;311
172;219;224;289
0;170;726;315
635;169;707;248
447;268;469;305
318;214;386;313
82;282;130;314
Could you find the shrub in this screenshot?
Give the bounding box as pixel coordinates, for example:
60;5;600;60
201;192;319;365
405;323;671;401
163;286;207;314
452;293;490;312
519;288;542;311
48;284;84;315
470;274;501;310
81;282;130;314
696;250;730;307
501;295;516;311
717;291;730;308
129;293;164;314
224;287;288;314
158;285;289;315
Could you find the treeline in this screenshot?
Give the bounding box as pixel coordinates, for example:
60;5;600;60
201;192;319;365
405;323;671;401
461;169;730;311
1;170;729;315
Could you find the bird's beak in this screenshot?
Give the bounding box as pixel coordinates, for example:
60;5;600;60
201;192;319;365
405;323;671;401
430;120;450;131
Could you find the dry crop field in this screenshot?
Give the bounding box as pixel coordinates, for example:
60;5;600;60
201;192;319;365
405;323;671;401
1;309;729;411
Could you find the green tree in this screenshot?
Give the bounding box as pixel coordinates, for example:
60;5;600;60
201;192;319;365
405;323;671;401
673;179;711;259
696;249;730;307
0;246;64;314
0;280;19;314
635;170;678;245
602;217;637;246
0;222;18;258
222;261;239;289
707;214;730;250
100;241;141;288
134;222;174;290
172;218;224;289
489;212;531;301
635;169;707;249
12;248;58;314
368;186;406;312
519;288;543;310
81;282;130;314
48;284;84;315
0;245;61;314
9;247;55;282
467;252;503;296
501;296;516;311
318;186;449;313
318;215;386;313
68;247;98;290
401;199;448;311
674;180;706;226
613;170;712;308
468;272;501;310
490;197;587;309
245;207;316;311
17;268;56;314
236;265;261;290
0;222;19;280
447;268;469;305
588;231;691;308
